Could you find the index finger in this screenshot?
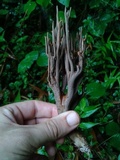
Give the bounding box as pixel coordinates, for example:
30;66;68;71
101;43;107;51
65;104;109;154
3;100;58;123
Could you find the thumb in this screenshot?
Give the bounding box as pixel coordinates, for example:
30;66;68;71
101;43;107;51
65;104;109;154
29;111;80;148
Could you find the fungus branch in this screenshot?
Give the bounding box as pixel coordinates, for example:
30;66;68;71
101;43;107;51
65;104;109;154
45;7;91;158
45;7;85;114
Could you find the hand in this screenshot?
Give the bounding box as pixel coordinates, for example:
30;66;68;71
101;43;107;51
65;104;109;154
0;100;80;160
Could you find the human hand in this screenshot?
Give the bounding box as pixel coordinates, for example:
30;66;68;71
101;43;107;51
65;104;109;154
0;100;80;160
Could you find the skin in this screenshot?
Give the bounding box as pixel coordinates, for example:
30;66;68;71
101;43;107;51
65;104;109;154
0;100;80;160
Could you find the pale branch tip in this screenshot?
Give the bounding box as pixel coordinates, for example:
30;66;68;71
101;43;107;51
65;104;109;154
45;7;85;114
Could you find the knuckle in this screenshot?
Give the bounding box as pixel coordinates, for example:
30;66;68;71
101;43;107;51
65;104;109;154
46;120;60;139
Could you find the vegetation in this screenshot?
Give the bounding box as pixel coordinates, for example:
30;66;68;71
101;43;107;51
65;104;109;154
0;0;120;159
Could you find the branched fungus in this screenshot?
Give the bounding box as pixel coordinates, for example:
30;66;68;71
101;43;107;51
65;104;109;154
45;7;91;159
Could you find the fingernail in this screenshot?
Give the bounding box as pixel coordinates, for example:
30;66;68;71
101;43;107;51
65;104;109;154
66;112;80;126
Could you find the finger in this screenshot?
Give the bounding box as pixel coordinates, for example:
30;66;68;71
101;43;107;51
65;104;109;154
45;143;56;157
2;100;58;124
24;117;51;125
26;111;80;149
45;138;64;157
56;138;64;144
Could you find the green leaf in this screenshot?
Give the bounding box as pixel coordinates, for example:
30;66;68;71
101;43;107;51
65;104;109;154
116;0;120;7
58;11;65;21
83;12;115;37
79;98;87;111
58;9;76;21
57;144;74;152
57;0;70;7
81;106;100;118
37;52;48;67
86;82;106;99
109;134;120;151
0;9;8;15
16;36;28;43
14;90;21;102
79;122;99;129
57;9;76;22
24;1;36;16
0;27;4;33
37;147;48;156
0;36;5;43
36;0;51;7
75;98;88;113
0;32;6;43
70;9;76;18
83;16;105;37
87;34;94;44
18;51;39;73
89;0;101;9
105;122;120;136
104;69;119;89
118;154;120;160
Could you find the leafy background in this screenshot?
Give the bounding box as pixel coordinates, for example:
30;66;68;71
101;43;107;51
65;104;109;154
0;0;120;159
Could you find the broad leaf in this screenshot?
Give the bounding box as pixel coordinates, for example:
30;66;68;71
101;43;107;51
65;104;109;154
16;36;28;43
58;9;76;21
75;98;88;114
79;98;87;111
0;9;8;15
37;147;48;156
58;11;65;21
79;122;99;129
89;0;101;8
116;0;120;7
37;52;48;67
0;27;4;33
57;0;70;7
70;9;76;18
24;1;36;16
14;90;21;102
36;0;51;7
109;134;120;151
118;154;120;160
105;122;120;136
86;82;106;99
18;51;39;73
81;106;100;118
0;32;6;43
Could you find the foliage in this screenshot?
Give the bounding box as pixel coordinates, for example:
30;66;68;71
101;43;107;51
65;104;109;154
0;0;120;159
